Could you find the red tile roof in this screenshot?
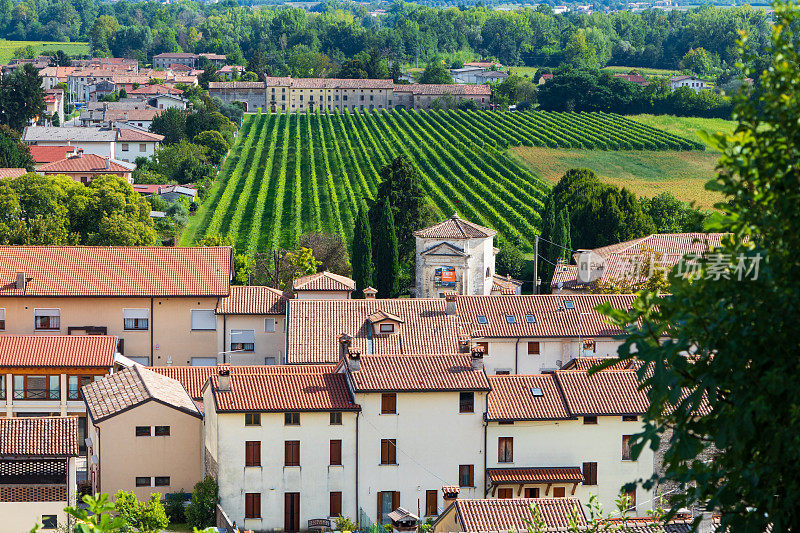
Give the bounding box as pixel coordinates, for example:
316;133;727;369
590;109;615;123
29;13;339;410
396;84;492;95
208;370;359;412
128;84;183;95
154;52;198;58
448;498;586;531
0;335;116;367
487;467;584;484
209;81;266;90
455;294;636;338
38;154;133;174
0;168;27;179
556;369;649;416
293;271;355;292
216;285;288;315
116;129;164;142
287;298;461;363
347;354;490;392
28;145;75;164
492;274;523;295
486;374;571;420
561;356;634;371
0;245;232;297
83;365;200;422
413;213;496;239
152;364;336;400
0;416;79;456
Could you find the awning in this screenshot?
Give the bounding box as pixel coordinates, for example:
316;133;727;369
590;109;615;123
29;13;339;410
487;467;584;484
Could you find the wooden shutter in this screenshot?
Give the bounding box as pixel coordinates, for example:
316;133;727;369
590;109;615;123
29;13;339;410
246;493;261;518
527;341;540;355
285;441;299;466
330;491;342;517
498;488;513;499
425;490;437;516
380;440;388;464
377;491;383;524
392;491;399;512
498;437;513;463
553;487;566;498
582;462;597;485
330;440;342;466
382;393;396;414
388;439;396;464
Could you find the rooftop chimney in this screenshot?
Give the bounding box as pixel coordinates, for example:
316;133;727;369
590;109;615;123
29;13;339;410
105;158;110;170
15;272;26;290
217;365;231;392
442;486;460;506
347;351;361;372
363;286;377;299
470;345;485;370
445;293;457;315
458;339;470;354
77;148;83;157
338;333;352;362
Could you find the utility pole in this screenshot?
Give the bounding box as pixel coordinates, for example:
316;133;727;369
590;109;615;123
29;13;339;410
533;234;539;295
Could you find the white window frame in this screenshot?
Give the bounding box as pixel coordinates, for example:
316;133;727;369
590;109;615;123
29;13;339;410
121;143;129;152
265;318;276;333
123;308;149;331
379;323;395;334
190;309;216;331
34;308;61;331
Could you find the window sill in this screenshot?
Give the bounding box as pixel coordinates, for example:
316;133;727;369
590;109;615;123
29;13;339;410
379;463;399;466
245;465;262;469
459;411;475;414
379;412;398;416
123;329;148;332
35;329;60;332
190;329;216;332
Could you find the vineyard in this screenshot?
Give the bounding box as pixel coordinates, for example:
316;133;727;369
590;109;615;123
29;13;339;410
180;109;701;253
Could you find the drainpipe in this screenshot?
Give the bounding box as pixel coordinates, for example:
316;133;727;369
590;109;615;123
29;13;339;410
482;409;488;498
355;412;360;520
514;338;521;375
149;298;154;365
222;315;227;363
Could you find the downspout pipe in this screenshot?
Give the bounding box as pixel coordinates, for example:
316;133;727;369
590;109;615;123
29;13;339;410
514;338;521;375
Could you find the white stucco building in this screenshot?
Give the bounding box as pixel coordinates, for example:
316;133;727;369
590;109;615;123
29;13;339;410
670;75;709;92
414;214;498;298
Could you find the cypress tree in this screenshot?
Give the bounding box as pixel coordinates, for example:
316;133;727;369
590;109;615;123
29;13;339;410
352;202;374;299
539;196;558;287
373;198;400;298
558;208;572;261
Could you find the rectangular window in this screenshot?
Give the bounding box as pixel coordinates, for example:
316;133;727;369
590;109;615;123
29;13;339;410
285;412;300;425
135;476;151;487
527;341;540;355
139;143;146;152
154;476;170;486
425;490;437;516
190;357;217;366
330;491;342;517
154;425;170;436
135;426;151;437
622;435;633;461
381;393;396;414
265;318;276;332
505;315;516;324
34;308;60;330
625;489;636;510
0;308;5;330
41;515;58;529
68;375;92;400
245;413;261;426
459;465;474;487
190;309;216;331
285;440;300;466
380;439;396;465
524;487;539;498
553;487;566;498
246;441;261;467
230;330;255;352
330;439;342;466
121;143;129;151
584;416;598;425
622;415;638;422
330;412;342;425
497;488;513;499
379;323;395;333
498;437;513;463
245;493;261;518
583;462;598;485
459;392;474;413
123;308;149;330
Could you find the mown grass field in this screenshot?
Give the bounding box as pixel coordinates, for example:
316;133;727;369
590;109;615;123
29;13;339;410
509;146;723;209
181;109;701;252
0;40;90;63
628;114;737;149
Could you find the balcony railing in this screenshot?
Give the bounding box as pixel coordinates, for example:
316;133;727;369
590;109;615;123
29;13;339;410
13;389;60;400
68;389;81;400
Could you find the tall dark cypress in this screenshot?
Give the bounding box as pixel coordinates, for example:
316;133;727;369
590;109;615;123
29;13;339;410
352;202;374;298
373;198;400;298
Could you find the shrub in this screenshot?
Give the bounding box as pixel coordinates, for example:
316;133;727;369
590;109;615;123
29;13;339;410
164;492;188;523
185;476;218;529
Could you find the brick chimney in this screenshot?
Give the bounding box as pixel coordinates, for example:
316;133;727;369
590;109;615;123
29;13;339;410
15;272;26;290
338;333;352;362
442;486;460;506
217;364;231;392
470;345;485;370
347;351;361;372
445;293;457;315
363;286;377;299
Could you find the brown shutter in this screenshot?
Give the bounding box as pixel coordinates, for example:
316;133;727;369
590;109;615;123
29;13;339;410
425;490;437;516
330;440;342;466
285;441;300;466
377;492;383;524
392;491;399;512
330;491;342;517
388;439;396;464
285;441;291;466
380;440;387;464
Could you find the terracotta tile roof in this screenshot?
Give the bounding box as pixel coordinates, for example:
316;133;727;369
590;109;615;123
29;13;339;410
151;364;336;400
292;77;394;89
486;374;571;420
556;369;649;416
449;498;586;531
487;467;584;484
0;416;79;456
128;85;183;95
209;371;359;412
103;108;163;121
455;294;636;338
209;81;265;90
287;298;460;363
395;84;492;96
413;213;496;239
0;168;27;179
347;354;490;392
217;285;288;315
38;154;134;174
602;518;692;533
561;356;634;371
491;274;523;295
83;365;200;422
366;310;404;323
0;335;116;367
154;52;198;59
115;129;164;142
293;271;355;292
28;145;75;164
199;53;226;61
0;245;231;297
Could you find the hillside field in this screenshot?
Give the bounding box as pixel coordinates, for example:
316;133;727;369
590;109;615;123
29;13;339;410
0;40;90;62
628;114;737;149
181;109;701;252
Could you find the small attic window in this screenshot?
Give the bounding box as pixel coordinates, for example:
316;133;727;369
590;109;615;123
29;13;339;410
525;314;535;324
379;323;395;334
530;388;544;397
563;300;575;310
505;315;516;324
476;315;488;324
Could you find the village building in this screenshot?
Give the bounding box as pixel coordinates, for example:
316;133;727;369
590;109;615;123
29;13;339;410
670;75;709;92
37;152;135;185
44;88;65;125
153;52;200;70
22;127;119;159
0;245;232;366
292;271;355;299
132;184;197;202
0;417;79;532
28;145;76;166
114;127;164;163
82;365;203;500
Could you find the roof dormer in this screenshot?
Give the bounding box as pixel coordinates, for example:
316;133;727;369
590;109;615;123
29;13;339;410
366;310;404;335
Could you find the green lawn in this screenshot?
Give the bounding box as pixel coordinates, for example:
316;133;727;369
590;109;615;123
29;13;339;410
627;114;737;149
509;145;723;209
0;40;90;63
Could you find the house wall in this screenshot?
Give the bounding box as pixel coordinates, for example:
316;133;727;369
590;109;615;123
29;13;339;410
211;87;267;112
476;338;622;375
414;236;495;297
294;291;351;300
117;141;157;163
1;501;71;531
0;295;221;366
209;406;358;533
356;390;487;523
215;314;287;365
432;504;460;533
94;400;203;500
486;417;655;514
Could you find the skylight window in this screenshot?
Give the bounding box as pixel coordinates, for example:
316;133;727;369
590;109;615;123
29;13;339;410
563;300;575;310
505;315;516;324
476;315;488;324
525;314;535;324
530;388;544;397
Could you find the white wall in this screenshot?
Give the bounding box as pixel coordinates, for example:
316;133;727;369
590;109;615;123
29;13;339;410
1;501;71;532
478;338;623;375
117;141;157;163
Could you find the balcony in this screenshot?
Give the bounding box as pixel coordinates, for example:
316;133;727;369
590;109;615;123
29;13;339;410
13;389;60;400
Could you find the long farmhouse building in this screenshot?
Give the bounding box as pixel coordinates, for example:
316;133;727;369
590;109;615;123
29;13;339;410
209;77;492;112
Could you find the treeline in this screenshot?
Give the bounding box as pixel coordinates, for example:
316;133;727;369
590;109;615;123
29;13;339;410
0;0;769;72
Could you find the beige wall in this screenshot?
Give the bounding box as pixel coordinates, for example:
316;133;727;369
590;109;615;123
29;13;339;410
92;400;203;500
432;503;461;533
294;291;350;300
216;314;286;365
1;500;70;532
0;295;221;366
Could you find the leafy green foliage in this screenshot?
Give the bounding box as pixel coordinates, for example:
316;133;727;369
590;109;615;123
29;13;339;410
185;477;218;529
114;490;169;533
373;198;400;298
598;3;800;529
496;243;525;279
0;125;34;170
297;232;351;275
352;202;374;298
640;192;708;233
65;493;126;533
418;61;453;84
193;131;230;165
0;63;45;131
